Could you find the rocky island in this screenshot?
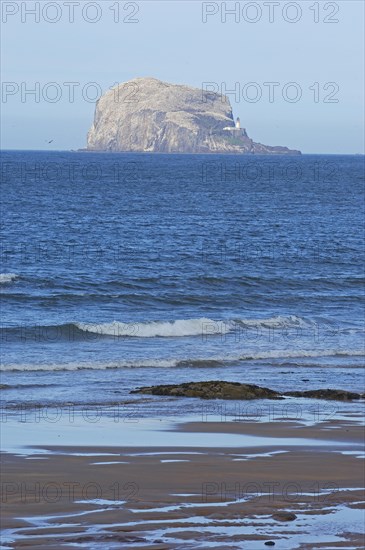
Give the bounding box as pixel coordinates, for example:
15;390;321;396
86;77;301;154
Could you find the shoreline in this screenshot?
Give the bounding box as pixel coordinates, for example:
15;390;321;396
2;415;364;549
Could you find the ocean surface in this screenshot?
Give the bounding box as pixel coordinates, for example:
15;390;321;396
1;151;364;418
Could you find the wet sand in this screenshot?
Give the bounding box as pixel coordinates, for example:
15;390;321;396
1;418;365;549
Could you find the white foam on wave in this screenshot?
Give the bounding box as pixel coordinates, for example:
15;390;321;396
238;349;365;361
75;315;314;339
75;318;232;338
238;314;313;329
1;349;364;372
0;273;18;284
0;358;181;372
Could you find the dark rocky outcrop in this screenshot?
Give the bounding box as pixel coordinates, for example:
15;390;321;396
87;77;301;154
131;381;363;401
284;389;362;401
271;512;297;522
131;381;282;400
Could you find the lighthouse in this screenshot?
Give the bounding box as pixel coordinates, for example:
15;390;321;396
223;116;247;136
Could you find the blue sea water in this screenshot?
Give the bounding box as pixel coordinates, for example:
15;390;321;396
0;151;364;413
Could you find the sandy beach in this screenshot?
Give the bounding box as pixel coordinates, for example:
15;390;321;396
1;414;364;549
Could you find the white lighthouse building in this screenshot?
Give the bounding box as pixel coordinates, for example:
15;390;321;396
223;116;247;136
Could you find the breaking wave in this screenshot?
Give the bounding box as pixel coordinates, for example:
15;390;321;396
0;273;18;284
76;318;231;338
0;314;346;342
76;315;314;338
0;315;320;341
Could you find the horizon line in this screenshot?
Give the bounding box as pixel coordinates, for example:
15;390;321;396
1;149;364;156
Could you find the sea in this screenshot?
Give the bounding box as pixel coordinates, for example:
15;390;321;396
1;151;364;422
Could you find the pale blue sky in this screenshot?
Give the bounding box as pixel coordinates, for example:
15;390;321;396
1;0;364;153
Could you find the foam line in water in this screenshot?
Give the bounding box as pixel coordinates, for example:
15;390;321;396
1;349;363;371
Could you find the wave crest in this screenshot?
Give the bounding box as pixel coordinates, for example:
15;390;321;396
0;315;339;341
75;315;316;338
75;318;231;338
0;273;18;284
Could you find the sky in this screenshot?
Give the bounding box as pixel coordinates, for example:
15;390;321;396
1;0;364;153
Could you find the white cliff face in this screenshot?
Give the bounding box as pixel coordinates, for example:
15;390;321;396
87;77;300;154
